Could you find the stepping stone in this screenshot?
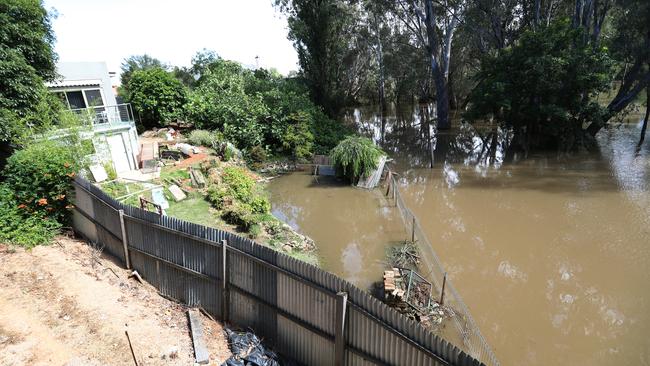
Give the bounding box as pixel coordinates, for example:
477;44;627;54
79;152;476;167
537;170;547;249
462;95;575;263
168;184;186;202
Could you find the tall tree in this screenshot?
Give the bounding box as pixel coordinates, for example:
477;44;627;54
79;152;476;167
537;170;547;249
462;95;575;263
276;0;367;116
586;0;649;136
119;54;166;95
0;0;58;149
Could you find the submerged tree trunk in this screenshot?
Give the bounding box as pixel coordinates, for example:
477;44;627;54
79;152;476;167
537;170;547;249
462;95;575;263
587;59;650;136
639;91;649;146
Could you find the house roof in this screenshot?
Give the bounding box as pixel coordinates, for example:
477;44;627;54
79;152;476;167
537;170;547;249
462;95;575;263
46;79;102;88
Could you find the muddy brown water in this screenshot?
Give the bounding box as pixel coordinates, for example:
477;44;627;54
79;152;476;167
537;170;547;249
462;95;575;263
268;105;650;366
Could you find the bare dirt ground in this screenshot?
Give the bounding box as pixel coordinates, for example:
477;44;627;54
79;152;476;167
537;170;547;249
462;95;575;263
0;236;231;366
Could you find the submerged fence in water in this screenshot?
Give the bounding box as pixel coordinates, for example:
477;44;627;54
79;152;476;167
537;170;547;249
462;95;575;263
71;176;485;366
384;172;500;366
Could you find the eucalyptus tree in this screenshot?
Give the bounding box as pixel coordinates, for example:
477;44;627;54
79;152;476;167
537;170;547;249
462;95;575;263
388;0;467;129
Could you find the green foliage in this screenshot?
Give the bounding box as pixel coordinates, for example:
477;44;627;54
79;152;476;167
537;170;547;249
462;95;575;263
330;136;384;183
275;0;364;115
0;184;60;248
2;140;81;225
187;129;223;148
280;112;313;162
119;54;166;96
0;0;59;143
185;57;348;157
311;111;352;154
103;162;117;181
466;20;613;151
247;145;268;169
186;60;268;149
223;143;235;162
0;0;57;81
248;224;262;239
205;166;271;231
126;67;187;129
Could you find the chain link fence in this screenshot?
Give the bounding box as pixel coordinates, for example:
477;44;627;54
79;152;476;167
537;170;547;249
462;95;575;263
385;171;500;366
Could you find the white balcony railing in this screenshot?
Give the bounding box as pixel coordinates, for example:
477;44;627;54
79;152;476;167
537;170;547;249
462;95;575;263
69;103;135;128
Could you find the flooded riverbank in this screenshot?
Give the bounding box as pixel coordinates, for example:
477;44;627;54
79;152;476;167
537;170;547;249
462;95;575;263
268;105;650;365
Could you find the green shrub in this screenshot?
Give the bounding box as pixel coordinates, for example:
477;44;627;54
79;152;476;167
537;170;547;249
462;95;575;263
3;140;81;225
187;129;223;148
185;60;267;149
330;136;384;183
103;162;117;181
312;111;352;155
222;201;257;230
248;224;262;239
205;166;271;232
221;167;255;201
250;195;271;214
247;145;267;169
206;184;229;209
126;67;187;129
281;112;314;162
0;184;60;248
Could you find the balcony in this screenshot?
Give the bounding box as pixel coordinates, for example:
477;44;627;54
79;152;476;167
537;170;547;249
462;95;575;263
69;103;136;132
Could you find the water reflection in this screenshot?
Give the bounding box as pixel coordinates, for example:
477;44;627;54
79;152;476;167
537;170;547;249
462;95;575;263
271;104;650;366
268;174;406;289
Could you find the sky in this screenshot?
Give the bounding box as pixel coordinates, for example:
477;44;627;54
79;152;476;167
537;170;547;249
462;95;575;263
43;0;299;79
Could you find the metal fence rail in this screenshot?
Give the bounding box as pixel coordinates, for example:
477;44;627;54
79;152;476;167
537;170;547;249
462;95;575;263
71;176;484;366
385;172;499;366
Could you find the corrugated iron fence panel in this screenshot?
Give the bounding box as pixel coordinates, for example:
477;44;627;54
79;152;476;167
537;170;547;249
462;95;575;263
95;224;124;260
276;270;337;336
276;314;335;366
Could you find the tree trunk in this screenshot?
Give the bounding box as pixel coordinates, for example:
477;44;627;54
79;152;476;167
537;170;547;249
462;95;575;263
424;0;451;130
587;60;650;136
573;0;583;28
639;90;649;146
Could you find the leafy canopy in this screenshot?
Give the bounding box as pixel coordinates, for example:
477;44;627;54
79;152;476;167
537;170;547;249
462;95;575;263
466;20;613;151
126;67;187;129
0;0;59;143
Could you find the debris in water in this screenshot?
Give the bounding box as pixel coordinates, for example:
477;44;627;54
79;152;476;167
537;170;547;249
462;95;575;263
382;268;451;329
386;241;420;268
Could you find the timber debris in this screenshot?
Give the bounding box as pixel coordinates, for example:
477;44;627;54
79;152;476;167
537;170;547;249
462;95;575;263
383;268;449;328
188;309;210;364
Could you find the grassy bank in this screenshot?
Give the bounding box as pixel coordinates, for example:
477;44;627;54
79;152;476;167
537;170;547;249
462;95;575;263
99;155;319;266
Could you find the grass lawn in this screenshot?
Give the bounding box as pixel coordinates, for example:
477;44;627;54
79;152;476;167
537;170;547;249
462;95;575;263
166;195;220;228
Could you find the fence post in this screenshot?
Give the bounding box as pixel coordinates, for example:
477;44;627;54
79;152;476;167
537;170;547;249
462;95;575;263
221;239;229;322
118;209;131;269
411;216;416;243
440;272;447;306
385;171;391;196
335;291;348;366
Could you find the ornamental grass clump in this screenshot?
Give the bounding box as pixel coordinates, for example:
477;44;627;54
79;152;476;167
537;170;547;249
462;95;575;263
330;136;384;184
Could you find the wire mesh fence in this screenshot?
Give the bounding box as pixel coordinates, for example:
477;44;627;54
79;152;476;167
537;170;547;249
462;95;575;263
385;171;500;366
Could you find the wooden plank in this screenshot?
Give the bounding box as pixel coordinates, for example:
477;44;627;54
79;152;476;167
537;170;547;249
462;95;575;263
187;309;210;364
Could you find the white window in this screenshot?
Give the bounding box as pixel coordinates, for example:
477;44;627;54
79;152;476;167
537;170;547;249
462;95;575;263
57;88;105;110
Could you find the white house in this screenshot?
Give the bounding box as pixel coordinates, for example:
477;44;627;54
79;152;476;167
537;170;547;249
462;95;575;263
47;62;140;176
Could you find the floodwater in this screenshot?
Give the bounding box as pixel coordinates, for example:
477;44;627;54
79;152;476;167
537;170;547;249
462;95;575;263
268;105;650;366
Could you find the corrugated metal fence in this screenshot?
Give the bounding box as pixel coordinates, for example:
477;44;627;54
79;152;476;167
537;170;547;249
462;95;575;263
71;177;484;366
